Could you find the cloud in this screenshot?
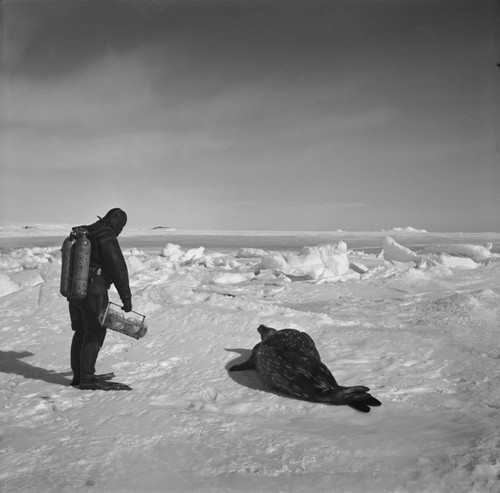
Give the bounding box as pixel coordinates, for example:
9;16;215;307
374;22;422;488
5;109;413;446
3;32;395;178
2;3;37;66
1;49;188;171
3;52;153;130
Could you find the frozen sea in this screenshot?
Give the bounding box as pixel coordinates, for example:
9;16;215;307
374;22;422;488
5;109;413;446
1;229;499;492
2;228;499;255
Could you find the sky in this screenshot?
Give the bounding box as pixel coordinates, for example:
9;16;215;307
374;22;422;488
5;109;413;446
1;0;499;232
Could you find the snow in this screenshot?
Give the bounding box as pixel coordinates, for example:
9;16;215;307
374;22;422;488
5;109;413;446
1;230;500;492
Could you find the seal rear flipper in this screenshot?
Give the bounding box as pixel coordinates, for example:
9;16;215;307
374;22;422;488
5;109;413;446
364;395;382;407
348;402;371;413
347;394;382;412
318;386;381;410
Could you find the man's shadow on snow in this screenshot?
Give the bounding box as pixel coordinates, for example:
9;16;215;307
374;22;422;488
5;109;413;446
224;348;270;393
0;350;72;386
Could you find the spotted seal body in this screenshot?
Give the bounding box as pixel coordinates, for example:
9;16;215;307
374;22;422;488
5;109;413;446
230;324;381;413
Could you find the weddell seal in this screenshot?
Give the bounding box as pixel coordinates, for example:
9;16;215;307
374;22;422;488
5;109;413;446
229;325;381;413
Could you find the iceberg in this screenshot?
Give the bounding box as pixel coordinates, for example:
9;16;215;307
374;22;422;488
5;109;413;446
382;236;422;265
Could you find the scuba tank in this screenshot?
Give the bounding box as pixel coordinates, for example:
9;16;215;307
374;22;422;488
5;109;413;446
71;230;92;299
60;227;92;300
60;235;76;297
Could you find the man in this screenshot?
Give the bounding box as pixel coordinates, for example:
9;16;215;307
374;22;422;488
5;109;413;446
68;208;132;390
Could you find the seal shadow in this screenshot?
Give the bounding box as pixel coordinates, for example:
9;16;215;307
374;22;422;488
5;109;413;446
224;348;268;392
225;348;299;402
0;350;72;386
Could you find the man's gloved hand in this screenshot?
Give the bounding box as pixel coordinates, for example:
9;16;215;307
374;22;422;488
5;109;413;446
121;298;132;313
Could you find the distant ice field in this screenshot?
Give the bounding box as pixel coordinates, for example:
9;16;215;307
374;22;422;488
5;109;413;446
1;230;499;255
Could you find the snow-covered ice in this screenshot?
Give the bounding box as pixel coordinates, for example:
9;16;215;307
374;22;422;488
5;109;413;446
1;230;499;492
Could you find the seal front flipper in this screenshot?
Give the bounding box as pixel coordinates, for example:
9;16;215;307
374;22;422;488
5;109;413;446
229;358;256;372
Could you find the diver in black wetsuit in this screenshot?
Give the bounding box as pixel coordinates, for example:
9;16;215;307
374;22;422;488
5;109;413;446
68;208;132;390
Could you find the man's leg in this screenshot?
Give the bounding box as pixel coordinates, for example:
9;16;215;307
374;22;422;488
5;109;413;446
70;330;84;385
69;300;84;386
78;303;130;390
79;323;107;385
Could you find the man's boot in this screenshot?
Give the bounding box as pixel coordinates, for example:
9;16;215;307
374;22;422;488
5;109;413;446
79;340;131;391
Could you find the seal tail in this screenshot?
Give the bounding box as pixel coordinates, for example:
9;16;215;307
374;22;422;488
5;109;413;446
318;385;382;413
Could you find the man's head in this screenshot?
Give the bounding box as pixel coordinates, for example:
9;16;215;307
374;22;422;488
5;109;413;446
101;208;127;236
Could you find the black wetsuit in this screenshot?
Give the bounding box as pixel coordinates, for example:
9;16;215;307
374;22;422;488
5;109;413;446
68;209;131;386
